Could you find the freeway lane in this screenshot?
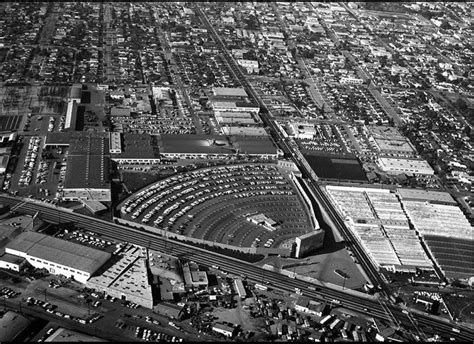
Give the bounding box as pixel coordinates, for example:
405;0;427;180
0;196;472;341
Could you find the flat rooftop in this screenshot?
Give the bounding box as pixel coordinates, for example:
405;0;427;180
69;136;109;156
64;155;109;189
158;134;277;155
158;134;234;154
113;133;159;159
46;328;107;342
88;244;152;303
6;232;111;274
233;136;277;155
397;188;456;205
212;87;248;98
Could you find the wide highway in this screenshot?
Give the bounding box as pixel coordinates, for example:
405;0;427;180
0;195;472;341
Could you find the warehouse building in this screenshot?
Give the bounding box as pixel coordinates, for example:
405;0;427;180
45;133;111;202
87;244;153;308
5;232;111;283
221;127;269;137
110;133;160;165
65;100;79;131
158;134;278;160
377;157;434;175
211;87;260;114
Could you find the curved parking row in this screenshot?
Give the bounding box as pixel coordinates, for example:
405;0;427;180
119;164;312;249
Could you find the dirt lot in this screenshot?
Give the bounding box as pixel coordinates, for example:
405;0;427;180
212;298;265;332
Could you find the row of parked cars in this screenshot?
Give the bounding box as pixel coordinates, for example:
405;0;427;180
135;325;183;342
0;286;21;299
18;136;41;187
26;297;101;324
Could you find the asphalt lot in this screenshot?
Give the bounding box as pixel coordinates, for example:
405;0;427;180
0;271;213;342
119;164;313;249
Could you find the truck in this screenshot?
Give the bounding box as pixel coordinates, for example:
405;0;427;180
352;331;360;342
329;318;343;331
255;283;268;291
319;315;333;326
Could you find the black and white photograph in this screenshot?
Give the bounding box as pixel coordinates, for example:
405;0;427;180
0;2;472;342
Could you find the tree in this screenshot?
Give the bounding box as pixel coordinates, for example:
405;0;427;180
454;98;468;112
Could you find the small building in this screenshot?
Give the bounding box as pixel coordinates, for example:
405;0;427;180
0;253;26;272
295;297;326;317
247;213;277;231
212;322;236;338
234;278;246;300
155;302;184;320
415;295;434;308
182;261;208;290
81;200;108;215
109;132;122;154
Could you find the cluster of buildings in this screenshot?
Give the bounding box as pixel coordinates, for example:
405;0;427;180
325;185;473;281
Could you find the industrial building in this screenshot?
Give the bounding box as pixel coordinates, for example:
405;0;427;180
5;232;111;283
65;100;79;131
220;127;268;137
325;185;433;272
377;157;434;175
110;133;160;164
109;132;122;154
212;87;248;98
157;134;278;160
45;133;111;202
87;244;153;308
210;87;260;114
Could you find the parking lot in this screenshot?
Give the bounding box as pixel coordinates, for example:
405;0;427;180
119;163;313;249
